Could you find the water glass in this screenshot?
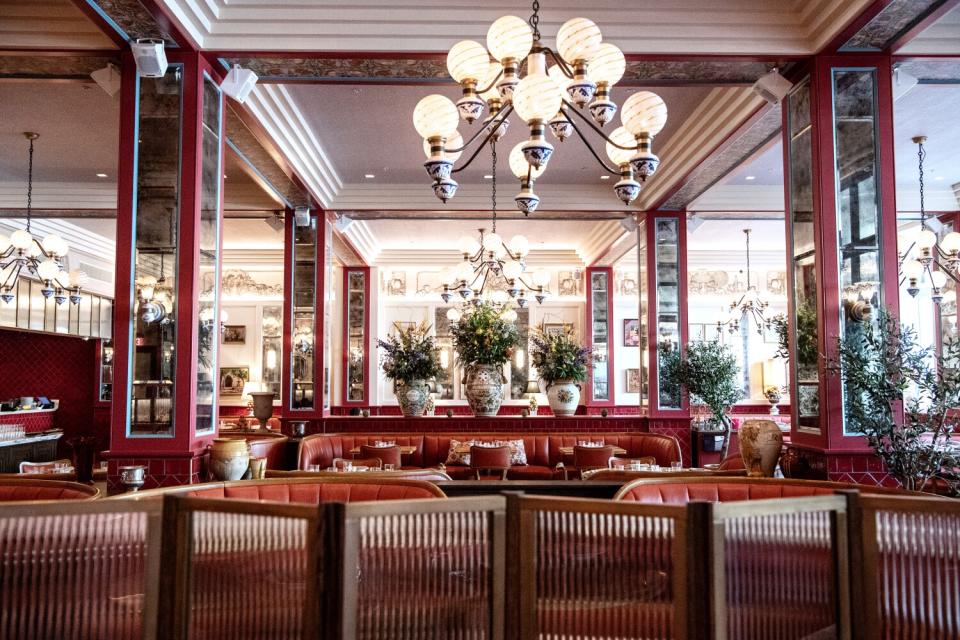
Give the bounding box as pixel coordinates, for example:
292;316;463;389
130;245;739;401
671;461;683;470
383;463;396;471
307;464;321;472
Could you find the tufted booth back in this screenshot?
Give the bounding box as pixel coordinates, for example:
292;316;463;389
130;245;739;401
184;481;443;503
0;479;99;501
615;478;901;504
297;432;682;470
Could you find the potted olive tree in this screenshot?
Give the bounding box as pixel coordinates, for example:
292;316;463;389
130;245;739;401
450;302;520;416
530;324;592;416
378;322;443;417
836;311;959;494
660;340;743;458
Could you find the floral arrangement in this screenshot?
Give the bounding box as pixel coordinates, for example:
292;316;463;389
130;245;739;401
530;324;592;383
425;395;436;413
377;322;443;383
528;395;538;412
449;302;520;367
764;385;782;403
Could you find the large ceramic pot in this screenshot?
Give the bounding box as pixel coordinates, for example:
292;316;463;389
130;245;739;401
464;364;505;417
545;379;580;417
249;391;275;429
395;379;429;417
738;419;784;477
210;438;251;481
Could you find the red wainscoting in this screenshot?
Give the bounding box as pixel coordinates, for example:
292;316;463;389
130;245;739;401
0;329;104;451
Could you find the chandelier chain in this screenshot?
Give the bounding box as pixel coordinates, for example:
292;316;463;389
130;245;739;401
918;139;926;224
491;140;497;234
744;229;752;289
26;136;34;233
528;0;541;41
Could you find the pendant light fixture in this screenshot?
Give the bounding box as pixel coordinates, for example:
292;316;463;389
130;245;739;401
717;229;771;335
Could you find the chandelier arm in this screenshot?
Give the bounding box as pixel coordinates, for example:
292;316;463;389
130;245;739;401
562;99;637;150
447;103;514;154
3;262;23;291
564;116;621;174
540;46;575;78
475;68;504;96
933;258;960;284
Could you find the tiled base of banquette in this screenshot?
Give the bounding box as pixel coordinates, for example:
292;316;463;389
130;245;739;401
105;453;205;494
783;446;894;487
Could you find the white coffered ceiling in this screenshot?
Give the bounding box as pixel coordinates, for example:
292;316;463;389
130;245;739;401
164;0;870;55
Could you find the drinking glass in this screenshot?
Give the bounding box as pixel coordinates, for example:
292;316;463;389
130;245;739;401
671;461;683;470
383;463;396;471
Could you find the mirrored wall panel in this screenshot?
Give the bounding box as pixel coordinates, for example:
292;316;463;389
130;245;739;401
589;268;611;402
344;268;367;403
655;217;681;409
290;217;317;411
129;66;183;437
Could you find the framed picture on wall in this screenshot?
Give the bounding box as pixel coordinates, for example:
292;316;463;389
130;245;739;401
543;323;571;337
625;368;641;394
623;319;640;346
220;367;249;395
222;325;246;344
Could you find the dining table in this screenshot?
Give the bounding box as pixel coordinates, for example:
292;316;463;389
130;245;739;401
348;445;418;455
557;445;628;456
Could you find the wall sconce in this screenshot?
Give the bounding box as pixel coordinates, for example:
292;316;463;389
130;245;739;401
843;282;879;323
265;348;277;370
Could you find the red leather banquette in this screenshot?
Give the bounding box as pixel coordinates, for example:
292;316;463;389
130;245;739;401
614;477;906;503
109;477;445;503
0;478;100;501
297;433;682;480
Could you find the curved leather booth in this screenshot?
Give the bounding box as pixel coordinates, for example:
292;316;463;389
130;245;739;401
297;433;682;480
217;432;289;469
0;478;100;501
110;477;445;503
614;477;906;503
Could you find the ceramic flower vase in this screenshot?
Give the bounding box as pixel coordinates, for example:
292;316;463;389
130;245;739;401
738;419;784;477
396;379;429;417
464;364;505;417
546;379;580;416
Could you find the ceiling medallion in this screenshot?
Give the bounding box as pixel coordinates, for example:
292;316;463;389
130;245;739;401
413;1;668;214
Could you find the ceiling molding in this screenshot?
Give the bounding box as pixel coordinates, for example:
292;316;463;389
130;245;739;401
0;1;119;50
660;104;783;211
0;52;119;80
578;221;626;265
373;248;583;268
0;182;117;209
342;219;379;264
635;87;768;211
331;208;629;220
87;0;179;46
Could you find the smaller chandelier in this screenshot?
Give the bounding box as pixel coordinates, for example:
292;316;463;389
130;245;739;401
136;253;175;325
440;228;551;308
898;136;959;305
717;229;771;336
1;133;86;305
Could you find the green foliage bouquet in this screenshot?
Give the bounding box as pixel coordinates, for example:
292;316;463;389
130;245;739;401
450;302;520;367
378;322;443;383
530;324;592;383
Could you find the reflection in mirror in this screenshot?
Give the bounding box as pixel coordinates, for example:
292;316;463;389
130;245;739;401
655;217;681;409
590;271;610;401
130;66;183;436
345;269;367;402
291;219;317;410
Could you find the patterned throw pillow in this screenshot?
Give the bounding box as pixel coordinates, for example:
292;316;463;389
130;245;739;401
445;439;477;466
502;439;528;466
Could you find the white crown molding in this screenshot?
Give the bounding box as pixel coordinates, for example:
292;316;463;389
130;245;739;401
0;182;117;209
373;248;583;268
688;184;786;212
342;219;379;265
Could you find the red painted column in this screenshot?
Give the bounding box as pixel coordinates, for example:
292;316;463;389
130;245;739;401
106;52;226;491
783;54;900;484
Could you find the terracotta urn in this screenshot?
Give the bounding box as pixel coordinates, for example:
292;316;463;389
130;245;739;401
464;364;505;417
545;379;580;416
738;419;784;477
210;438;250;481
395;379;429;417
249;391;275;429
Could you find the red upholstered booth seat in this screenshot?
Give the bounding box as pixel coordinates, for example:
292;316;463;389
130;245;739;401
0;479;99;501
297;433;682;480
615;477;903;503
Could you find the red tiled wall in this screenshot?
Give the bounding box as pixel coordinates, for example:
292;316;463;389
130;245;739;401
0;329;103;450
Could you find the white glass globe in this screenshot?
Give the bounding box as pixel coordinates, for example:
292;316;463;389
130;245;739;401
446;307;462;322
43;234;68;257
532;270;551;287
501;308;518;322
556;17;602;64
621;91;668;137
447;40;490;84
456;260;475;281
941;231;960;253
457;234;480;255
916;228;937;251
68;269;88;287
931;270;948;289
606;126;636;166
413;94;459;140
422;130;463;162
508;141;546;180
512;73;563;123
0;234;8;250
503;260;523;280
37;258;60;282
903;260;924;279
487;15;533;62
479;61;504;100
548;64;572;92
10;229;32;250
483;232;503;253
509;234;529;256
491;290;509;304
589;43;625;85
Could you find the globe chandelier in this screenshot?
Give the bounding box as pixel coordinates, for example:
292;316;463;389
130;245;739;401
439;142;551;309
899;136;960;305
716;229;772;336
0;132;87;305
413;1;669;214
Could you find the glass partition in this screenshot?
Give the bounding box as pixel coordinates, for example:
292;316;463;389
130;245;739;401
262;305;282;398
638;217;649;409
290;218;317;411
787;79;821;433
195;75;223;435
589;269;611;402
655;217;681;409
323;220;334;412
344;269;367;403
129;66;183;436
